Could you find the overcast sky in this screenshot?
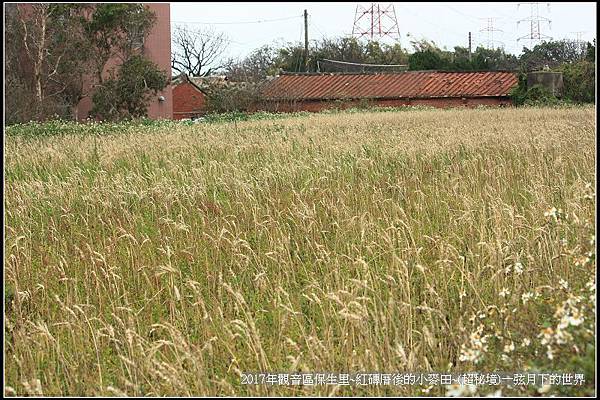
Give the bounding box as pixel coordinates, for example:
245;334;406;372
170;2;596;61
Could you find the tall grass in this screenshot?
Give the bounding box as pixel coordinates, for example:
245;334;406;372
4;106;595;396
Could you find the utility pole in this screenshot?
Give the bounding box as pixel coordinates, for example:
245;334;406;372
468;32;472;62
304;9;309;72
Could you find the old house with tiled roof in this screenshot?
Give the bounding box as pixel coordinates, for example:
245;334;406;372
258;71;519;112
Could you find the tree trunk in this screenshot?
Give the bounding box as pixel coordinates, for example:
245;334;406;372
34;12;46;112
20;4;49;119
72;104;80;121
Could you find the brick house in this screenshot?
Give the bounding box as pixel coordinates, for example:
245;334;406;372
171;75;229;119
172;77;207;120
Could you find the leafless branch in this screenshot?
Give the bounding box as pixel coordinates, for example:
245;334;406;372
171;25;231;77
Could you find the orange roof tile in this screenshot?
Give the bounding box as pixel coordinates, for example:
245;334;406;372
260;71;519;100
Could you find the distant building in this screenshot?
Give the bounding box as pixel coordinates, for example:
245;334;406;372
76;3;172;120
171;75;210;120
527;71;563;98
16;3;172;120
172;75;234;119
259;71;519;112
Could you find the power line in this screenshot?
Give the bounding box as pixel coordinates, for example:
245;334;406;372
444;6;480;22
395;5;466;40
309;17;329;41
317;58;408;73
293;21;305;73
321;58;407;68
172;14;303;26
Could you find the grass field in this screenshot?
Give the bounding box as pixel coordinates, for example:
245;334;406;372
4;106;596;396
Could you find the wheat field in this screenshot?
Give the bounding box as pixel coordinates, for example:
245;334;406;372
4;106;596;396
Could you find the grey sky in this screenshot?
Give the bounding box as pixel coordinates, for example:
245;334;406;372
170;2;596;62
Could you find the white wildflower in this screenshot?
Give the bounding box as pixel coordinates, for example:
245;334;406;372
539;327;554;345
538;384;552;394
522;292;534;304
546;345;554;360
544;207;558;220
459;324;488;364
513;262;524;275
585;280;595;292
503;341;515;353
446;384;477;397
499;288;510;298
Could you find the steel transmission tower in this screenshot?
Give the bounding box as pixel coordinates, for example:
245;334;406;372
517;2;552;48
570;31;587;55
352;3;401;42
479;17;504;49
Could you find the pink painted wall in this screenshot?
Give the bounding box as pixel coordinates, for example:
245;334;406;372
76;3;172;120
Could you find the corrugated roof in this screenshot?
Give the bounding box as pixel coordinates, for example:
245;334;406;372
260;71;518;100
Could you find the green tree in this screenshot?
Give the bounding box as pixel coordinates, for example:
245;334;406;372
83;3;157;83
408;49;450;70
558;60;595;103
5;3;92;122
91;55;168;120
471;47;519;70
226;45;280;82
585;39;595;62
518;39;587;72
255;37;409;74
5;3;164;123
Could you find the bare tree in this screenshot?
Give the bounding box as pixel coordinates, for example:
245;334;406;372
171;25;232;77
226;45;280;82
6;3;93;121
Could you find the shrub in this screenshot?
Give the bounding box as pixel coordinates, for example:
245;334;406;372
205;83;262;114
510;75;560;106
558;61;595;104
91;55;168;121
523;84;560;106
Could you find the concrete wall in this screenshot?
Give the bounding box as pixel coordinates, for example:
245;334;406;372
257;96;512;113
527;71;564;98
172;83;206;120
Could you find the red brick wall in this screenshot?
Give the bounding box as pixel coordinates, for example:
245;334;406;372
257;97;512;113
172;83;207;120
